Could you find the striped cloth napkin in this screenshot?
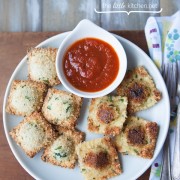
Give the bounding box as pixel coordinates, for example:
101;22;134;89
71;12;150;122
145;11;180;180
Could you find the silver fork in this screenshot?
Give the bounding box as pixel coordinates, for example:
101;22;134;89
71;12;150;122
160;62;178;180
172;61;180;180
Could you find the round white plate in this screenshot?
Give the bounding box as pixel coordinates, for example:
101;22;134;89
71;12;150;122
3;32;170;180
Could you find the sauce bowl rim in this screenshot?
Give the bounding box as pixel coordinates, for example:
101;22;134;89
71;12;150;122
56;19;127;98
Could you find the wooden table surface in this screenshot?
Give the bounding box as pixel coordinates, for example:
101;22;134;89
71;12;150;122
0;31;151;180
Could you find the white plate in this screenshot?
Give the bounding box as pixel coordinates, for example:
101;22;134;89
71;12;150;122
3;32;170;180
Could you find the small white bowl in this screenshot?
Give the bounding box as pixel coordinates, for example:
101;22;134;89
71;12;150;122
56;19;127;98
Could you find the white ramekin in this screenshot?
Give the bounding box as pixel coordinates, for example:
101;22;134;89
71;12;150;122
56;19;127;98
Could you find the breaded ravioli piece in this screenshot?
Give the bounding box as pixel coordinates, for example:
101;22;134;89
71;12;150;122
9;112;57;158
114;116;159;159
6;80;47;116
117;66;161;114
42;127;85;168
76;137;121;180
27;48;60;86
88;96;127;136
42;88;82;128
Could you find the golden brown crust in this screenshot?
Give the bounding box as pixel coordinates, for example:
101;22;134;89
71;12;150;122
55;126;85;144
117;66;161;114
145;122;159;140
141;145;156;159
127;82;150;104
103;137;122;175
42;88;82;128
27;48;60;86
97;103;116;124
136;66;148;76
41;127;85;168
88;96;127;136
88;118;99;132
76;137;122;180
126;126;146;146
105;126;120;136
6;80;47;116
84;151;109;169
153;89;162;101
114;116;159;159
9;111;57;158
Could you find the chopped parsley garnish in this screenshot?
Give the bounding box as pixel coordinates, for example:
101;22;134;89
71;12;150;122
55;146;62;150
67;137;71;141
133;149;139;154
43;79;49;84
66;104;72;113
25;96;31;101
109;96;113;102
63;101;68;104
21;85;26;88
123;151;128;155
120;98;124;102
29;122;34;126
55;152;67;158
47;105;51;110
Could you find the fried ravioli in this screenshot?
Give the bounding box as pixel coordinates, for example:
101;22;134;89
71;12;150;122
27;48;60;86
42;88;82;128
117;66;161;114
114;116;159;159
42;127;85;168
76;137;121;180
9;112;57;158
88;96;127;136
6;80;47;116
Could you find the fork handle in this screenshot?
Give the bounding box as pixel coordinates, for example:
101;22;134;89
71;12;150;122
160;132;172;180
172;103;180;180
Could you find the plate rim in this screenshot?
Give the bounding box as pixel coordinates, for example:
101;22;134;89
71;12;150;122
3;32;170;180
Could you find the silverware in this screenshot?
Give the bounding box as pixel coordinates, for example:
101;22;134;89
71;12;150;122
172;61;180;180
160;63;178;180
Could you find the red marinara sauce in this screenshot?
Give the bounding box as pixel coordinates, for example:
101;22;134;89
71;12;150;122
63;38;119;92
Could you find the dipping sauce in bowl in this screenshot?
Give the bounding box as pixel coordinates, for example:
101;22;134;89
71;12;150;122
63;38;119;92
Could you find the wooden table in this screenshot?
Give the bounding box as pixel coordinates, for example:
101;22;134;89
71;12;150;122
0;31;150;180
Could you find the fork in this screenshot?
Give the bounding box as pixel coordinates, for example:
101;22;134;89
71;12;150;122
160;62;178;180
172;61;180;180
